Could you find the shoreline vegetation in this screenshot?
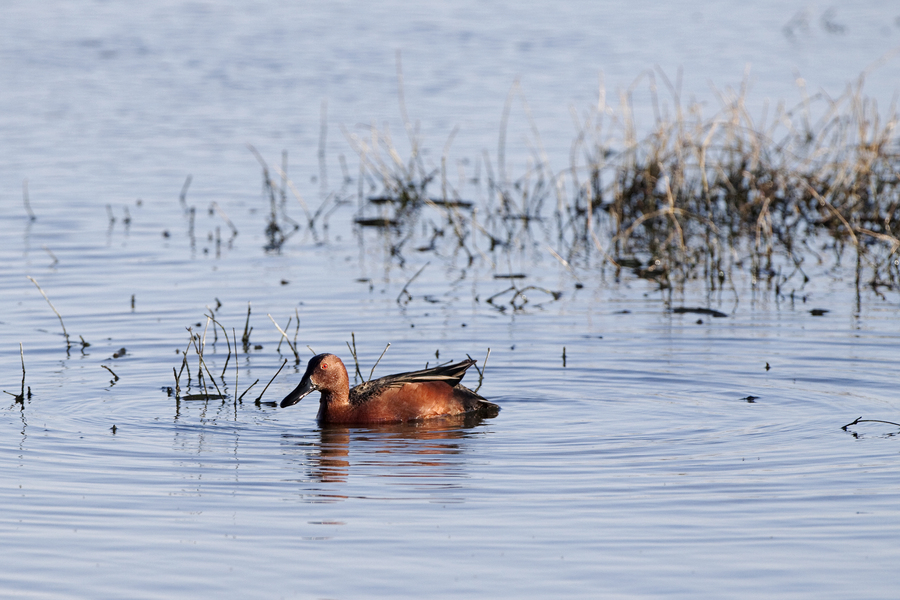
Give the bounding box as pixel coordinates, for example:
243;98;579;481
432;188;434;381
255;62;900;304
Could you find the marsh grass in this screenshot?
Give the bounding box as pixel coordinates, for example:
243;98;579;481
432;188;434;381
554;65;900;299
254;65;900;303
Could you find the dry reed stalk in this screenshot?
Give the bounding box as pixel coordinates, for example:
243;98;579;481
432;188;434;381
173;366;180;397
188;327;222;398
26;276;71;349
205;314;232;378
179;175;192;211
256;359;288;403
367;343;391;383
210;202;239;237
466;347;490;393
345;332;363;382
101;365;119;381
241;302;252;348
276;317;291;352
19;343;25;395
4;344;26;402
42;245;58;266
396;262;429;304
178;337;192;385
267;314;300;364
23;179;36;221
237;379;259;402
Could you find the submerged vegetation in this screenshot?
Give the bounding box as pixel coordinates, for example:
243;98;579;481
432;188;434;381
256;65;900;302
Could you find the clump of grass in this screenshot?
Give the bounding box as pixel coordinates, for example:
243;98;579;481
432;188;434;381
254;63;900;303
561;65;900;294
420;69;900;297
248;145;301;252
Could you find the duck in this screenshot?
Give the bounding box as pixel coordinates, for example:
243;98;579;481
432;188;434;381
280;353;500;424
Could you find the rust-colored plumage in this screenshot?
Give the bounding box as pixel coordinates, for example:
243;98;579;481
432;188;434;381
280;353;500;424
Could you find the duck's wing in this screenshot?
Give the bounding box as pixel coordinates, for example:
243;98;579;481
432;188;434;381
377;359;477;387
349;359;477;402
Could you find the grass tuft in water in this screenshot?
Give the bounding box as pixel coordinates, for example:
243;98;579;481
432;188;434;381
250;67;900;303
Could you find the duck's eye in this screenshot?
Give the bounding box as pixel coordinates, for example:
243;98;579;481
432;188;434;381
320;362;328;370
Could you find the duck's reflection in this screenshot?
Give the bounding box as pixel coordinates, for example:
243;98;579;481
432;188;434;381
287;413;492;501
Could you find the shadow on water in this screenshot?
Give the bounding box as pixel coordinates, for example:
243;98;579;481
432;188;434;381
284;414;494;495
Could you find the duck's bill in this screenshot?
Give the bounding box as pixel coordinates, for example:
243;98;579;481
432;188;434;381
280;378;316;408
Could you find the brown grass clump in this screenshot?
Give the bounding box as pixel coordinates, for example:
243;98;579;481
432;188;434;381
255;64;900;300
564;66;900;294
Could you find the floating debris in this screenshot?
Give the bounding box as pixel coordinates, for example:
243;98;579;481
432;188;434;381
842;416;900;431
181;393;228;401
672;307;728;318
355;217;399;228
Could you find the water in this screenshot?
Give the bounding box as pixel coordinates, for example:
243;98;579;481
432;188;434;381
2;1;900;598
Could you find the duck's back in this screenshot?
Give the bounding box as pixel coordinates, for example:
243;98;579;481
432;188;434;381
327;360;499;423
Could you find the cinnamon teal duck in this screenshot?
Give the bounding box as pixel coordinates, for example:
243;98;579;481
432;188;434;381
280;353;500;424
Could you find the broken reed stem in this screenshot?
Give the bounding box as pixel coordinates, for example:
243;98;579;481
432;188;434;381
188;329;209;399
276;316;292;352
205;314;232;378
242;302;252;347
233;327;239;400
179;175;192;211
346;332;363;381
173;366;181;397
256;359;288;402
267;314;300;363
210;201;239;237
842;416;900;430
367;342;391;383
3;343;27;401
20;341;25;381
18;342;25;399
806;183;860;248
474;348;491;393
101;365;119;381
237;379;259;402
396;262;429;304
198;345;222;397
271;163;314;225
42;245;58;266
178;337;192;385
26;276;71;348
201;317;210;355
188;327;222;398
23;179;36;221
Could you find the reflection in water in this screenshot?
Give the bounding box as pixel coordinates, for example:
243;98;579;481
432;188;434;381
287;414;492;501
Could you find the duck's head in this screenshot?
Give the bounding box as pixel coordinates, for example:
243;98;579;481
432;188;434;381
280;353;346;408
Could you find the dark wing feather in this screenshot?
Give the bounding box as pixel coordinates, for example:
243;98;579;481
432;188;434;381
349;359;477;404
